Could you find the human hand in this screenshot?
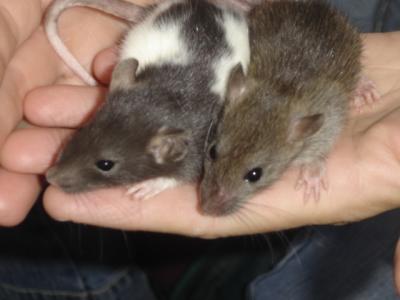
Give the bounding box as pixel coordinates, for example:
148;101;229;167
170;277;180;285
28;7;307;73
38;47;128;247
0;0;153;226
11;30;399;237
0;0;56;226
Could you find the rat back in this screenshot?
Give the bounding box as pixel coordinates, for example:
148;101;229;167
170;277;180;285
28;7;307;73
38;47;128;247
248;0;362;164
116;0;250;182
249;0;361;92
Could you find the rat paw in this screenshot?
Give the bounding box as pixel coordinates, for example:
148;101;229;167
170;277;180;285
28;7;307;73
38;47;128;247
352;76;380;112
126;177;180;200
295;163;328;203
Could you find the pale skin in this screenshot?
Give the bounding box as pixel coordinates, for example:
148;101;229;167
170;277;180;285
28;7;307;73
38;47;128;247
0;0;400;292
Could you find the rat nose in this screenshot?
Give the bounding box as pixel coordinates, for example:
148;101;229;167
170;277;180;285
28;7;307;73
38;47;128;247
46;167;57;185
217;187;228;199
46;167;78;193
199;184;234;216
46;166;63;188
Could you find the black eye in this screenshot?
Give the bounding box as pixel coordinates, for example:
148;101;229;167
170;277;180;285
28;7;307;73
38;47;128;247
244;167;263;183
209;144;217;160
96;160;115;171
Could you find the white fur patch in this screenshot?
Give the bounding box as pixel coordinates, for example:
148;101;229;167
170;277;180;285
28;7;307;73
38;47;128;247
211;12;250;98
126;177;181;200
120;0;190;73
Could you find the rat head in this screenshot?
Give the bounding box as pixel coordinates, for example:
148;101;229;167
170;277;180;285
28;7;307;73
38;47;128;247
199;65;324;216
47;59;191;193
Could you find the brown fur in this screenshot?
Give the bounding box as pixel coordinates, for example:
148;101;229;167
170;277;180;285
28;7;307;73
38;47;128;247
200;0;362;216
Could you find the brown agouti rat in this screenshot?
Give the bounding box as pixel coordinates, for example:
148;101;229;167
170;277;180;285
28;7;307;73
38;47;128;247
199;0;375;216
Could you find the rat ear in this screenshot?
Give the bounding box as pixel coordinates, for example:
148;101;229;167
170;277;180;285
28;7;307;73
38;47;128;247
109;58;139;91
287;114;324;142
226;63;247;104
147;127;190;164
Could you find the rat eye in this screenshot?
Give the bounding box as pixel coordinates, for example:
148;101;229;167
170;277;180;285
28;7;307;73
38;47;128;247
96;160;115;172
244;167;263;183
209;144;217;160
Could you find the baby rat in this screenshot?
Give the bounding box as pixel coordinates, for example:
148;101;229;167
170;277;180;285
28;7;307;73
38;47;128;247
46;0;250;199
200;0;376;216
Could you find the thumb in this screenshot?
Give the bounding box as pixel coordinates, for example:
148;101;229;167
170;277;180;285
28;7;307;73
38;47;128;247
93;46;119;85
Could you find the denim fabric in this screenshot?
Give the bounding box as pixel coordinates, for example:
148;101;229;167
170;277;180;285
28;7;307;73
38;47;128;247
327;0;400;32
171;234;291;300
0;205;157;300
381;0;400;31
248;210;400;300
327;0;381;32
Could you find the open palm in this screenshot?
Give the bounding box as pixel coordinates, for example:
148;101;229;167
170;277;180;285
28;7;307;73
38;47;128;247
4;27;398;238
1;2;400;239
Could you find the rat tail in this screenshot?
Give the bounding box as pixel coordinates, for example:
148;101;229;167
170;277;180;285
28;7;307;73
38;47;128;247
44;0;151;85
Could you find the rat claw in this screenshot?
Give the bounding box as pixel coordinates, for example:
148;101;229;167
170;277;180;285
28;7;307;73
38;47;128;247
302;182;319;204
126;177;180;201
351;76;380;112
125;185;144;200
295;179;304;190
126;182;158;201
321;175;329;190
297;162;327;203
314;183;320;202
351;96;363;112
303;188;311;204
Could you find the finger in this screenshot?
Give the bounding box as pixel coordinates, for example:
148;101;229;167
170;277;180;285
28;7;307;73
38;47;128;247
0;29;61;147
0;86;21;146
394;238;400;295
93;46;119;85
0;168;41;226
40;130;397;238
1;127;73;173
43;184;281;238
361;33;400;96
0;0;47;81
43;172;309;238
25;85;106;127
43;185;215;236
54;2;129;85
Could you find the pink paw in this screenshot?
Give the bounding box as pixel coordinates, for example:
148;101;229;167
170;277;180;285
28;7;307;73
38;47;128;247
126;177;179;200
295;163;328;203
352;76;380;112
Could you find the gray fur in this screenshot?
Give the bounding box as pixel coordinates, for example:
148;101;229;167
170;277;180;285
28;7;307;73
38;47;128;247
47;0;247;193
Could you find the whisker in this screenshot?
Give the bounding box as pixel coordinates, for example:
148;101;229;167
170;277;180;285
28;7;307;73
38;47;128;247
245;206;305;270
258;233;275;262
274;230;305;270
245;200;298;219
121;230;135;261
235;207;281;264
98;228;104;262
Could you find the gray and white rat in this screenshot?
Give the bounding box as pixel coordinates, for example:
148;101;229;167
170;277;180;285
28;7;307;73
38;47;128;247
199;0;378;216
46;0;251;199
44;0;262;86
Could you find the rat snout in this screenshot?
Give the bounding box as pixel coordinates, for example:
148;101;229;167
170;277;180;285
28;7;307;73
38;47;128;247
46;166;60;187
46;166;77;192
199;184;235;216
